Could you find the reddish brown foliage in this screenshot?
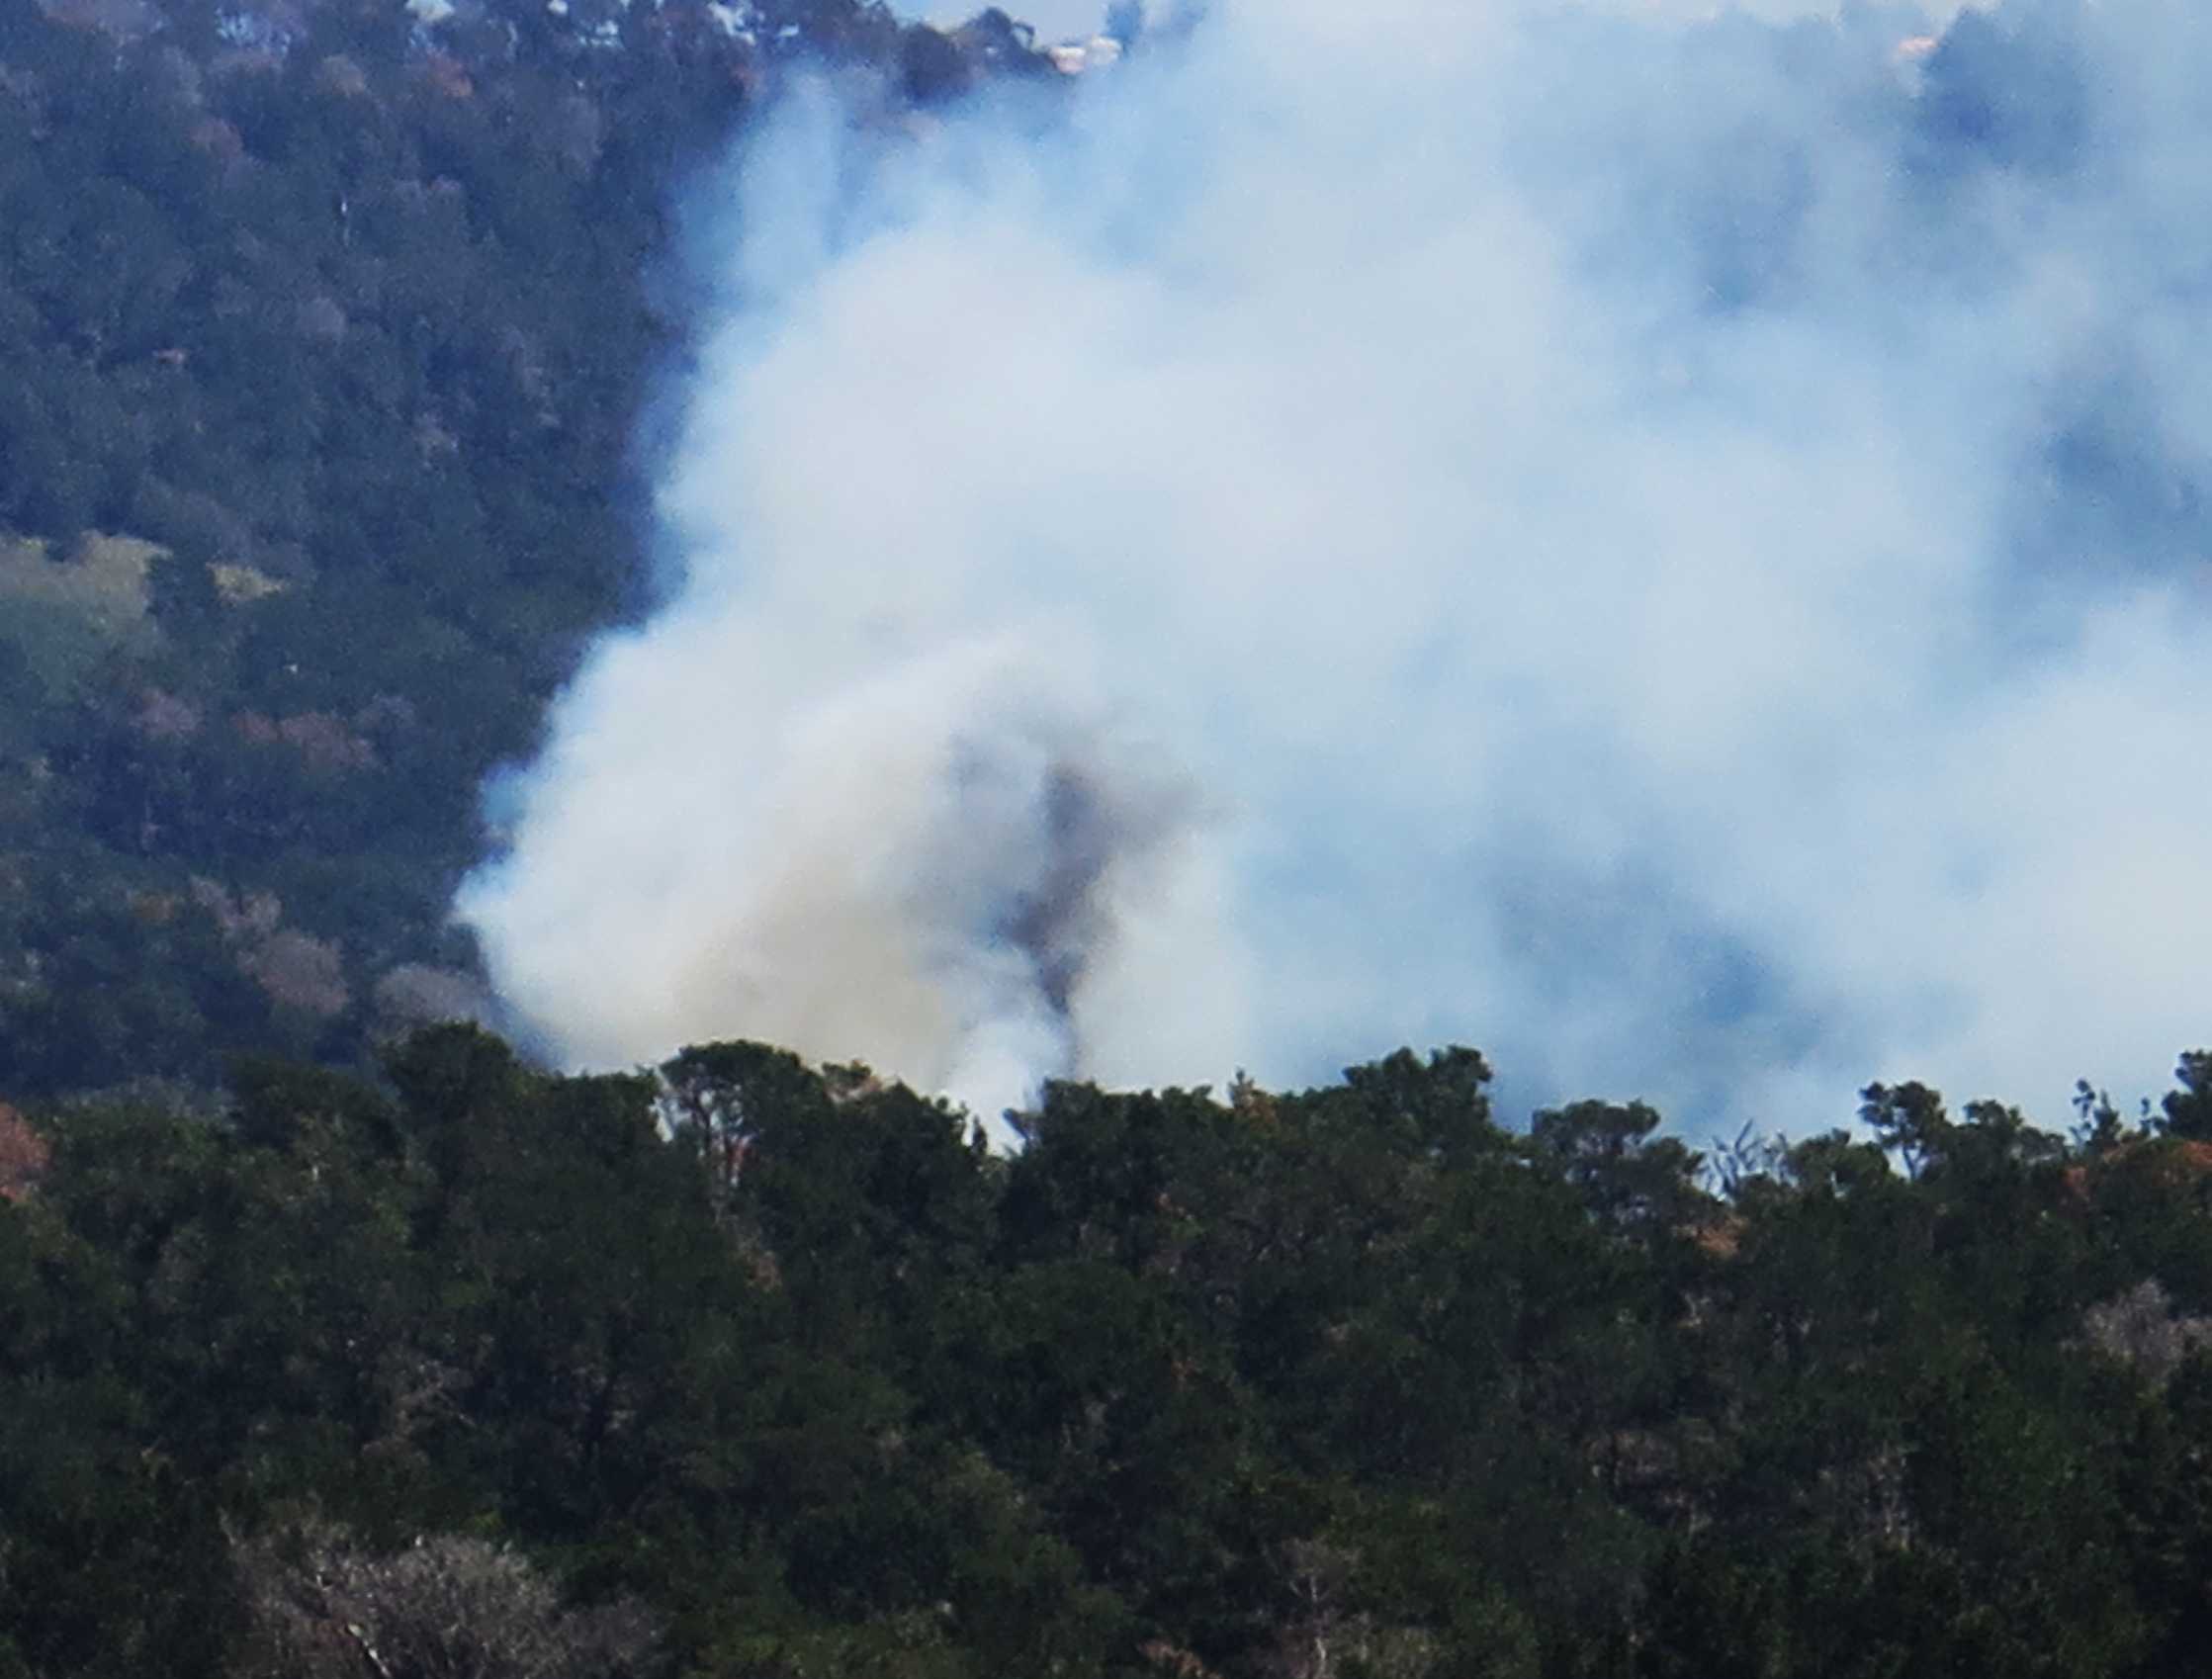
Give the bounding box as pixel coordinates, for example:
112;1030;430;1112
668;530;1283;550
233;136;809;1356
421;51;475;98
1692;1214;1743;1260
136;686;204;741
2064;1137;2212;1207
231;710;378;770
0;1105;50;1203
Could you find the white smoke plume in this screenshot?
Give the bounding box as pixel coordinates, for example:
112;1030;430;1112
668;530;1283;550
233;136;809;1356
460;0;2212;1133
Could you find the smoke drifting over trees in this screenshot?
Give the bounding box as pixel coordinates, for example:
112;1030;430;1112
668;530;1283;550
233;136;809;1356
464;0;2212;1126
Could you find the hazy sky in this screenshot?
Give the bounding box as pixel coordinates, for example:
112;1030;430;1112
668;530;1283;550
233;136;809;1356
464;0;2212;1138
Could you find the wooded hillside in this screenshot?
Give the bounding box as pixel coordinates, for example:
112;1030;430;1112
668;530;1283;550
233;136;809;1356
0;0;1057;1102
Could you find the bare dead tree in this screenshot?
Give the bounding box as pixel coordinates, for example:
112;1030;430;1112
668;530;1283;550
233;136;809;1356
231;1521;661;1679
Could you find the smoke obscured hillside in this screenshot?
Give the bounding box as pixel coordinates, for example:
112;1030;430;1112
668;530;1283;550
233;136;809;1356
469;0;2212;1133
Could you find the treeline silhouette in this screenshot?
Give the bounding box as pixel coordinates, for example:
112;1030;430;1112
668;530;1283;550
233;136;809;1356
4;1029;2212;1677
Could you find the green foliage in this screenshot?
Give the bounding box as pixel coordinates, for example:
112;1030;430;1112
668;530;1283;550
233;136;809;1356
2162;1051;2212;1141
2;11;2209;1677
0;0;771;1105
6;1029;2212;1677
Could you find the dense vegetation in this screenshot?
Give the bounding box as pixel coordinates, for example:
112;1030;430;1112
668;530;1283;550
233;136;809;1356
0;0;1060;1103
8;5;2212;1674
5;1030;2212;1677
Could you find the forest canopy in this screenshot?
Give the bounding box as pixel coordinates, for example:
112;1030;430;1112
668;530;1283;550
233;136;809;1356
4;1028;2212;1677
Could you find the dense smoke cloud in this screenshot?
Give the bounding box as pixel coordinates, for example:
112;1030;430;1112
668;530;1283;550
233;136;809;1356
460;0;2212;1133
